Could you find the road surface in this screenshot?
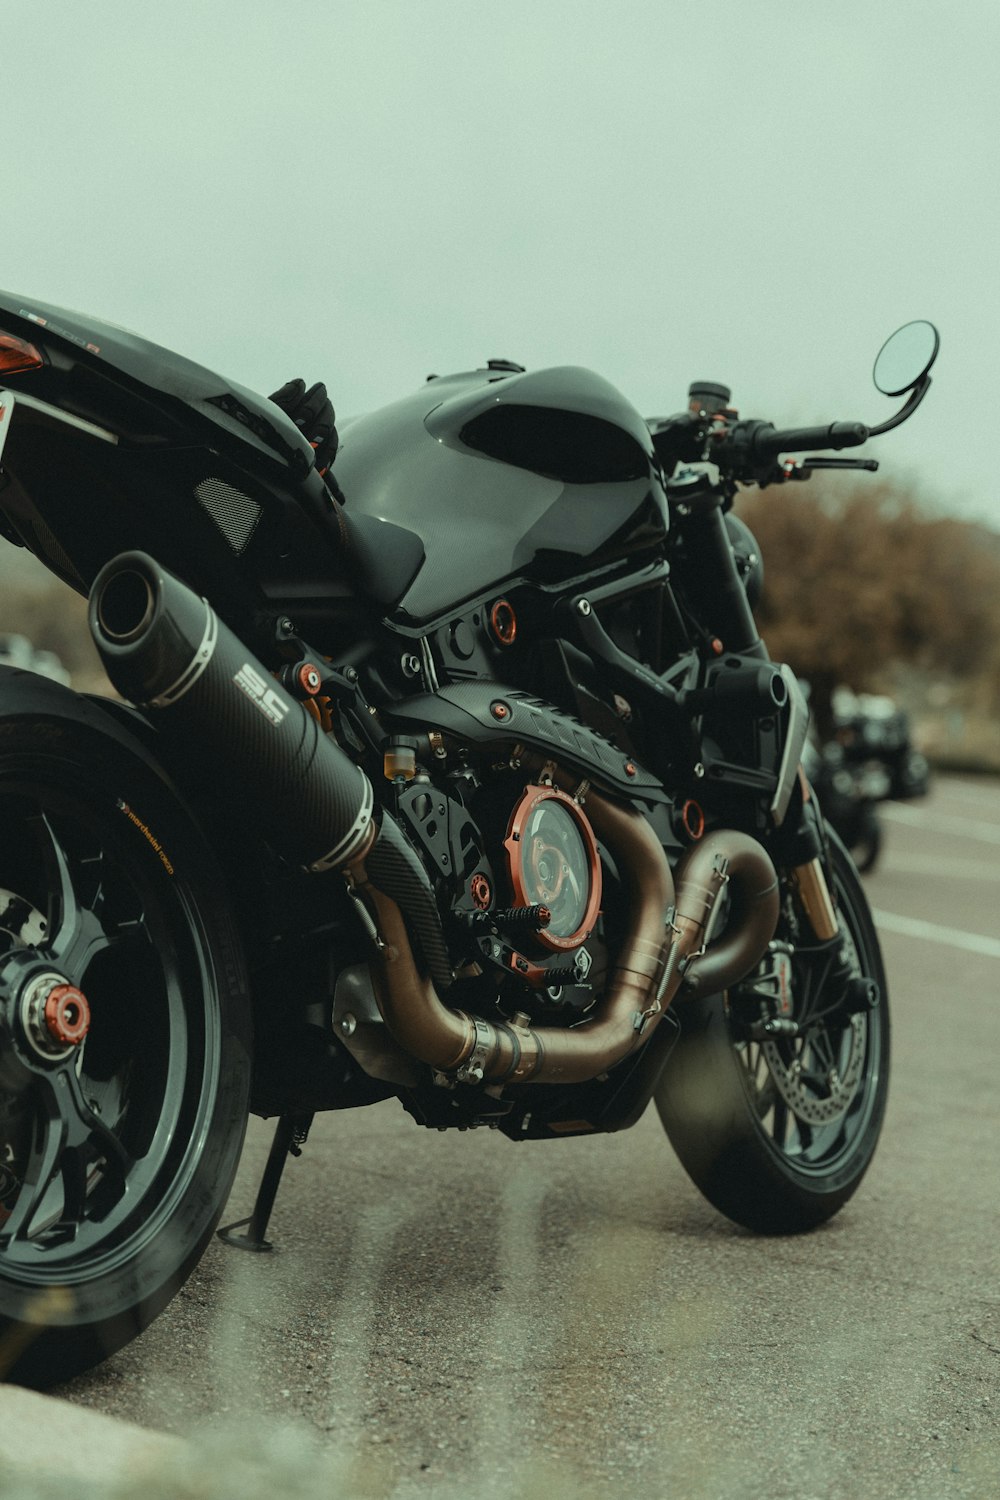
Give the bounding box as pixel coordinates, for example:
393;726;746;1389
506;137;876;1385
56;774;1000;1498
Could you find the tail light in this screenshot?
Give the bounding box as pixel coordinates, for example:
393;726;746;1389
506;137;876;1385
0;332;44;375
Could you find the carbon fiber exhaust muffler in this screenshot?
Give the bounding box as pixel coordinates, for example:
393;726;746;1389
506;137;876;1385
88;551;374;872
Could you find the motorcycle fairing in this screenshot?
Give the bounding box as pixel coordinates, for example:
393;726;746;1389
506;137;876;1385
0;391;358;638
0;292;371;635
0;291;317;476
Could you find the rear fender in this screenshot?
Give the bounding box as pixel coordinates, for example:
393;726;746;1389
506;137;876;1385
0;666;185;791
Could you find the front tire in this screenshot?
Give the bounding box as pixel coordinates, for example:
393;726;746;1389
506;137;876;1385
656;830;889;1233
0;694;251;1386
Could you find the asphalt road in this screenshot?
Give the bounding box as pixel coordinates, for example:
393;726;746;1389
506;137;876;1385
55;774;1000;1499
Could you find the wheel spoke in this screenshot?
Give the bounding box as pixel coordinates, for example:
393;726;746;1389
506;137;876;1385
770;1096;790;1147
31;812;119;976
806;1028;836;1075
796;1064;828;1093
61;1063;135;1183
0;1104;66;1243
0;1066;136;1248
793;1108;816;1155
755;1068;778;1119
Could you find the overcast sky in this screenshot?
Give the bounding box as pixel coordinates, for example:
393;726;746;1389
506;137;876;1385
4;1;999;526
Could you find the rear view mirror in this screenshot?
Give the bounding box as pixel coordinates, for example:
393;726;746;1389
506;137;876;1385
873;320;940;397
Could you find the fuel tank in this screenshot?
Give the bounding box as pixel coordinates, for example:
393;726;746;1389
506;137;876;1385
335;363;669;622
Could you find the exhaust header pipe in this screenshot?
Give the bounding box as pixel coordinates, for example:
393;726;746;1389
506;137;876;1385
356;805;779;1086
89;551;374;872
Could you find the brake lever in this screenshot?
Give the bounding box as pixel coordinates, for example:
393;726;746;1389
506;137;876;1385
773;456;880;484
798;456;880;472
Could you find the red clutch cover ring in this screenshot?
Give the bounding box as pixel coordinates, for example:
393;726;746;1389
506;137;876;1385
503;784;602;952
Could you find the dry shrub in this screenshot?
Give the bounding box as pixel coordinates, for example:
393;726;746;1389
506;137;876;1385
735;479;1000;733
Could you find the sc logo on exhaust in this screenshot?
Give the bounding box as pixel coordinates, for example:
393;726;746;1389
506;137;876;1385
233;662;291;726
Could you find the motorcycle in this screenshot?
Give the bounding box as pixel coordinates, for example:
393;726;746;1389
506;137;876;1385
0;298;938;1386
804;692;931;873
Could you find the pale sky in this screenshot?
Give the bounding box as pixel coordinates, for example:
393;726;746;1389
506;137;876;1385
4;1;999;525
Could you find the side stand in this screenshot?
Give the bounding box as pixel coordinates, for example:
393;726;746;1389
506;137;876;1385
217;1111;314;1253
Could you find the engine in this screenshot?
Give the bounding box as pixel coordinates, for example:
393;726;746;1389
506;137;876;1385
88;551;781;1125
340;729;780;1112
390;761;611;1030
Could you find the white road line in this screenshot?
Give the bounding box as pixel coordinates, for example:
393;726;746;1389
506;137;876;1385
937;781;1000;812
873;908;1000;959
878;852;1000;881
880;803;1000;846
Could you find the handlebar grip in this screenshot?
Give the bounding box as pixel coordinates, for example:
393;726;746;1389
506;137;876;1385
751;420;870;461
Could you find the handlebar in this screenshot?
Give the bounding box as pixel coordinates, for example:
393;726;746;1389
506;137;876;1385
715;418;870;470
650;409;876;486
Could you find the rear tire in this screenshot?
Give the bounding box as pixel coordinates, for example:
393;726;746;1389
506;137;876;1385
0;696;250;1386
656;830;889;1233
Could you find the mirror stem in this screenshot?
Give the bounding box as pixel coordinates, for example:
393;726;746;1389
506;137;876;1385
866;376;932;439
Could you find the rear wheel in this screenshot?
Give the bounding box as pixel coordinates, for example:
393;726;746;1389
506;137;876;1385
0;706;250;1386
656;831;889;1233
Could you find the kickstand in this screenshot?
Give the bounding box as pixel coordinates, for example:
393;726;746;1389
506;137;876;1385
217;1111;313;1253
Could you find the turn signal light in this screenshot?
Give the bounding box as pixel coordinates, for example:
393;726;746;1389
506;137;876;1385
0;332;44;375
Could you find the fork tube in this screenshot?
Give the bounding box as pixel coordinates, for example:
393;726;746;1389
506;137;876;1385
676;502;767;658
794;858;840;940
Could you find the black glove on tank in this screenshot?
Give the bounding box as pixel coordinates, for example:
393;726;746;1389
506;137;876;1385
269;378;339;474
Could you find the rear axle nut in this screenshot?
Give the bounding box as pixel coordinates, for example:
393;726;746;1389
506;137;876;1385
44;984;91;1046
19;972;91;1060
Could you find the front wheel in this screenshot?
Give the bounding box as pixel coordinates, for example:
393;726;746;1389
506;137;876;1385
0;697;251;1386
656;830;889;1233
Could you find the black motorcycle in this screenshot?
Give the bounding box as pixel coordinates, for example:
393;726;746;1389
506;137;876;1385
805;692;931;873
0;300;937;1385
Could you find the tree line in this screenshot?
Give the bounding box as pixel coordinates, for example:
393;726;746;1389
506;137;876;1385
735;479;1000;739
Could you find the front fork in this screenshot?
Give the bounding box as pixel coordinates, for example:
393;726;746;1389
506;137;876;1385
666;486;844;945
782;767;841;941
793;855;840;940
732;770;878;1041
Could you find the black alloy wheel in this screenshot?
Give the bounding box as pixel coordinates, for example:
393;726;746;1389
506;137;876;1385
0;704;250;1386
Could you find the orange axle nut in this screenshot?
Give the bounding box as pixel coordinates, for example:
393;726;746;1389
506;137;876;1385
43;984;91;1046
